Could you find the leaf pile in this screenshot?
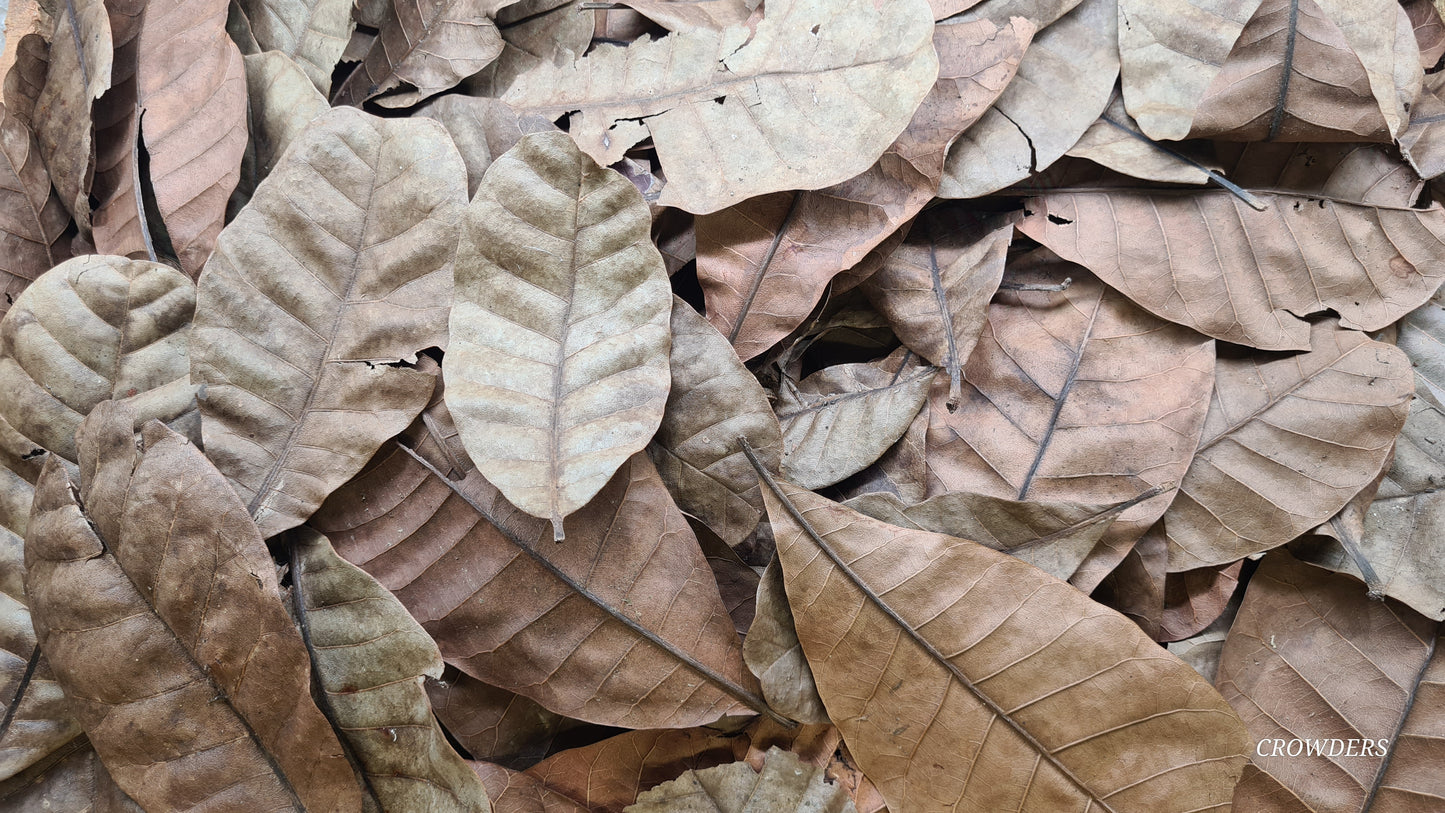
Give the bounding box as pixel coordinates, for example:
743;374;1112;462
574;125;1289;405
2;0;1445;810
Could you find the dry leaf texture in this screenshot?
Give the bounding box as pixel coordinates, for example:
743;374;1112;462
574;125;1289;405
757;475;1250;812
0;256;197;464
34;0;112;229
503;0;938;214
625;747;856;812
239;52;330;199
0;104;68;316
191;106;465;538
89;0;149;263
236;0;354;93
23;403;361;812
333;0;510;108
446;131;671;540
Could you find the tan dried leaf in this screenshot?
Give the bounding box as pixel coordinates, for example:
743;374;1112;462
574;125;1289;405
617;0;750;32
503;0;937;214
24;403;362;811
237;0;354;92
462;0;594;99
742;559;828;725
470;762;589;813
34;0;111;229
626;747;856;813
940;0;1118;198
137;0;248;276
289;529;491;812
416;95;545;196
240;51;330;197
1066;93;1220;185
428;667;576;767
1117;0;1264;140
90;0;149;263
1218;551;1445;812
192;106;465;538
756;473;1250;812
446;131;671;540
1163;321;1412;570
648;297;782;547
1019;189;1445;350
0;103;69;315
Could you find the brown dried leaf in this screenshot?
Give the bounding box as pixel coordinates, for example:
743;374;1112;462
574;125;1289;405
416;95;545;196
1189;0;1420;141
778;350;936;491
0;102;69;315
462;0;594;99
1018;190;1445;350
446;132;670;540
649;297;782;547
24;402;363;811
137;0;248;276
34;0;111;229
192;107;465;538
2;34;49;129
1400;71;1445;179
429;667;576;768
0;739;142;811
237;0;354;92
755;472;1250;812
237;51;330;202
1066;93;1220;185
1406;0;1445;68
743;559;828;725
1117;0;1263;140
0;256;197;464
1163;321;1412;570
310;406;764;728
333;0;510;108
626;747;856;812
1218;551;1445;812
289;529;491;812
503;0;937;214
924;260;1215;591
1092;520;1168;639
471;762;589;813
940;0;1118;198
1159;561;1242;641
89;0;148;263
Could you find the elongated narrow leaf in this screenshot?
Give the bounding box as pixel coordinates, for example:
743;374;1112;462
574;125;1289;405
778;350;936;490
0;256;197;463
310;401;764;729
90;0;150;263
237;0;354;92
1019;189;1445;350
503;0;937;214
333;0;511;108
290;529;491;813
649;297;782;547
1219;551;1445;812
925;259;1214;590
192;106;465;538
0;104;68;315
627;748;855;813
755;471;1249;812
34;0;111;229
447;131;671;540
940;0;1118;198
1163;320;1412;570
861;208;1012;406
1118;0;1263;140
137;0;248;276
24;402;362;812
236;51;329;206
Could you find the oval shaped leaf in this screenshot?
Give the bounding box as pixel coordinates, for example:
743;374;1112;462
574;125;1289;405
446;131;671;540
0;256;197;463
192;106;466;538
1163;320;1412;570
0;104;69;316
24;402;362;812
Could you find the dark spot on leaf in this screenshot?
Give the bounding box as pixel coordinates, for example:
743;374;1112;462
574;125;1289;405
1046;214;1071;225
21;449;44;460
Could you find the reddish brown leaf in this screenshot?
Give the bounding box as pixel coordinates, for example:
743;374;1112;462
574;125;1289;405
1159;561;1242;642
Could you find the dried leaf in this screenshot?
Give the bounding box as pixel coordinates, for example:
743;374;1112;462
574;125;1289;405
1159;561;1242;641
626;747;856;812
191;106;465;538
137;0;248;276
1018;189;1445;350
289;529;492;813
1117;0;1264;140
89;0;149;263
0;256;197;464
0;739;142;811
333;0;510;108
648;297;782;547
238;51;330;201
778;350;936;491
416;95;544;196
446;131;670;539
743;559;828;725
1407;0;1445;67
34;0;112;229
861;209;1012;406
1165;629;1229;685
462;0;594;99
429;667;576;768
24;402;362;811
0;102;69;315
754;469;1250;812
237;0;354;92
1190;0;1420;141
617;0;750;32
1163;321;1412;570
1218;551;1445;812
939;0;1118;198
310;403;765;728
471;762;589;813
1092;520;1168;639
503;0;937;214
1400;71;1445;179
1066;93;1220;185
2;34;49;129
924;260;1214;591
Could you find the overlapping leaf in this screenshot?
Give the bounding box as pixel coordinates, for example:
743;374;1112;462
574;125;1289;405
89;0;149;262
33;0;111;229
756;472;1250;812
235;0;354;92
446;131;671;540
191;106;465;538
0;104;67;315
625;748;856;813
24;402;362;811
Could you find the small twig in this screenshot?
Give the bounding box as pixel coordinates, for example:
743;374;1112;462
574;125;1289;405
999;276;1073;292
1100;116;1267;211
